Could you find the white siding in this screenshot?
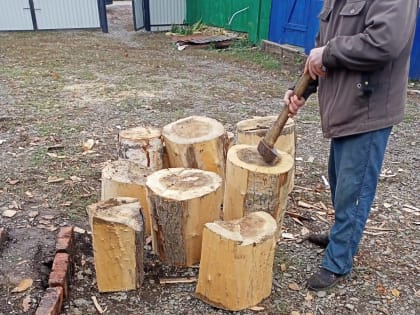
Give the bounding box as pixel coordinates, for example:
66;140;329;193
0;0;34;31
34;0;100;30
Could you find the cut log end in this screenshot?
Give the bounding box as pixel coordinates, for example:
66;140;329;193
196;211;277;311
146;168;222;201
206;212;277;246
228;144;293;173
163;115;225;144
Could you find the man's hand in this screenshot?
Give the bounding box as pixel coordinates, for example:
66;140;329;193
284;89;306;116
305;46;327;80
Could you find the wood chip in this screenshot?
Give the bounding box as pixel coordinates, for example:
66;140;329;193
11;278;33;293
47;176;65;183
91;296;106;314
249;306;265;311
159;277;197;284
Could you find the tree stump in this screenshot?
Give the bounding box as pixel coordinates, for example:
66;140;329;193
90;198;144;292
101;160;153;234
223;144;293;228
118;126;163;170
236;116;296;193
196;211;277;311
146;168;223;266
162;116;228;180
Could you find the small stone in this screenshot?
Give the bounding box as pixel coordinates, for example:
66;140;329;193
345;304;355;311
28;211;39;218
316;291;327;298
2;209;17;218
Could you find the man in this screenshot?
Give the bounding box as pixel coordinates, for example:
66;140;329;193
284;0;418;291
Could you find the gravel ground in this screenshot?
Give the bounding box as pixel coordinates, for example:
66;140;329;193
0;2;419;315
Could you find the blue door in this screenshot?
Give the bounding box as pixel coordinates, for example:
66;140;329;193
269;0;323;54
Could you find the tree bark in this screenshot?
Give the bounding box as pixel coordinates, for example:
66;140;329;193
101;160;153;234
223;144;293;229
118;126;163;171
162;116;228;181
236;116;296;193
146;168;223;266
90;198;144;292
196;211;277;311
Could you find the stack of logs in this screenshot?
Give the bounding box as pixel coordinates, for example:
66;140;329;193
87;115;295;310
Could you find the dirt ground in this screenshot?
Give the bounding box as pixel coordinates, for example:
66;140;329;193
0;2;419;315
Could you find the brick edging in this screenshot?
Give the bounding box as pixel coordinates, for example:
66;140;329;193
35;227;74;315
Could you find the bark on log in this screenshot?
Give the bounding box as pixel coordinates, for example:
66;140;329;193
90;198;144;292
101;160;153;234
196;211;277;311
236;116;296;193
223;144;293;229
118;126;163;170
162;116;228;180
146;168;223;266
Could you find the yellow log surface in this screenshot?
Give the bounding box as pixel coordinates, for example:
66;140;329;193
196;212;277;311
162;116;228;180
146;168;223;266
101;160;152;234
118;126;163;170
223;145;293;223
92;200;144;292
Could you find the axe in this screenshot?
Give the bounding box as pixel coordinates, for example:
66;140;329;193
257;73;313;164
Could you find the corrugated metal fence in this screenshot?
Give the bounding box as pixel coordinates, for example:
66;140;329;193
0;0;104;32
145;0;186;31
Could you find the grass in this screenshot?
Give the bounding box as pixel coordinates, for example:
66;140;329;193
211;38;282;71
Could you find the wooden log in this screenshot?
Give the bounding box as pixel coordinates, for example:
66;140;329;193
162;116;228;180
101;159;153;234
196;211;277;311
223;144;293;229
146;168;223;266
118;126;163;170
90;198;144;292
236;116;296;193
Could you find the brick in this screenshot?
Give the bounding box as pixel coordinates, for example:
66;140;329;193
0;227;7;247
35;287;63;315
48;253;70;298
55;226;74;254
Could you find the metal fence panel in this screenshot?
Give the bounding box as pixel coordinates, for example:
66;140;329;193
148;0;186;31
34;0;100;30
0;0;34;31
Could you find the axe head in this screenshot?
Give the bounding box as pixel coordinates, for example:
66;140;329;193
257;139;280;164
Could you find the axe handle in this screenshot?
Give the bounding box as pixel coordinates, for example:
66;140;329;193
263;73;312;147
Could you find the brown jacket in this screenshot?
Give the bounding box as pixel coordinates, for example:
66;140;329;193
314;0;418;138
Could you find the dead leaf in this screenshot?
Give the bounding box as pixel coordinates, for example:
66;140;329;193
391;288;400;297
280;263;287;272
47;176;65;184
8;179;20;185
376;284;388;295
305;292;313;301
22;295;31;311
11;278;33;293
288;282;301;291
83;139;95;151
50;72;60;80
249;306;265;311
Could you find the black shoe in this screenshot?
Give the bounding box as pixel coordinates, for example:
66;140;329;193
307;268;345;291
307;232;329;248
